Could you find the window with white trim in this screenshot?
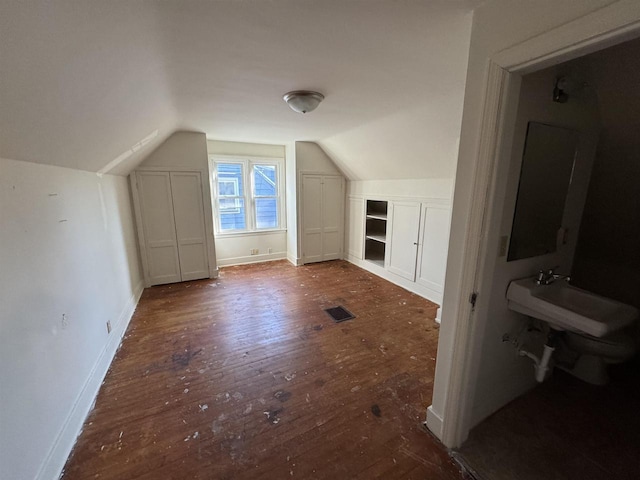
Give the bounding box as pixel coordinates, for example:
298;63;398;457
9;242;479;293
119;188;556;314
211;157;284;234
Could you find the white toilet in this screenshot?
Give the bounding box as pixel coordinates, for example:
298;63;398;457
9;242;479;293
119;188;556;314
558;326;637;385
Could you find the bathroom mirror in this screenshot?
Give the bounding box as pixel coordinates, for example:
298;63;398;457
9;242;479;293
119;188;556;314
507;122;578;261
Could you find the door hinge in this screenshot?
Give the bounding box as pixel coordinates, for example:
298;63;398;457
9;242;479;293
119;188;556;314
469;292;478;310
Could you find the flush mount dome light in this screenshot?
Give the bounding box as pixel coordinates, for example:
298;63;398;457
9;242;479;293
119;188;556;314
283;90;324;114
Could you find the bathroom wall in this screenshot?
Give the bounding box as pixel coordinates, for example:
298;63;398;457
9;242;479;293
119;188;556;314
464;62;601;427
571;38;640;310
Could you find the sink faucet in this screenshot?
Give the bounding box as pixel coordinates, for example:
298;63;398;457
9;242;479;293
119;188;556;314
536;268;570;286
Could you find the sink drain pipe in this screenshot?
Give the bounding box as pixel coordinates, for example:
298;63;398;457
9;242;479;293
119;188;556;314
519;344;555;382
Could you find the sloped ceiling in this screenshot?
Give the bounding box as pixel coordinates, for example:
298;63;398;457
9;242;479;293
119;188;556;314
1;1;477;178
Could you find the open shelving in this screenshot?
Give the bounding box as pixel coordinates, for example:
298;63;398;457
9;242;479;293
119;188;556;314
364;200;388;267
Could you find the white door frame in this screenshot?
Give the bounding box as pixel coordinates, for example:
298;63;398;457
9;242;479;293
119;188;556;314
432;4;640;448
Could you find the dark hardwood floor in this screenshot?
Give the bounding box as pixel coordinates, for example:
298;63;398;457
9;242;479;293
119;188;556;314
62;260;464;479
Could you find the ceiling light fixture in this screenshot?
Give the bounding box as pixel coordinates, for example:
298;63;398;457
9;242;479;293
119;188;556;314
283;90;325;114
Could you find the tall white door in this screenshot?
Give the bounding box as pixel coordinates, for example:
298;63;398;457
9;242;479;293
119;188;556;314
416;204;450;294
321;176;343;261
301;174;344;264
170;172;209;281
302;175;323;263
387;201;421;281
137;172;181;285
136;171;210;286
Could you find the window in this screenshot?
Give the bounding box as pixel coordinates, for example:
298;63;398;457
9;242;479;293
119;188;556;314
211;157;284;234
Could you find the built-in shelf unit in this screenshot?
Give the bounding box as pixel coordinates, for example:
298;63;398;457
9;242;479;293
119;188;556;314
364;200;388;267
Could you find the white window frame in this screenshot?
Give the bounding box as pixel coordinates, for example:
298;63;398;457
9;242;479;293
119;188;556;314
210;155;285;235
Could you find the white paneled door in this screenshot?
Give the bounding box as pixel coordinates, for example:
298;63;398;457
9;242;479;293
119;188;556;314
416;204;450;294
301;175;323;263
137;172;182;285
320;176;343;260
136;171;209;286
301;174;344;264
387;201;421;281
170;172;209;281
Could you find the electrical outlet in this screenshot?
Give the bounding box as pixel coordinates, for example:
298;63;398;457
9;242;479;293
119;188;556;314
106;320;112;334
250;248;259;255
268;247;272;254
61;313;68;329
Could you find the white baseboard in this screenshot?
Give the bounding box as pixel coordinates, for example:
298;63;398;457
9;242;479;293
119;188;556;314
36;281;144;480
346;254;442;312
426;405;444;440
210;266;220;279
217;251;287;267
287;254;302;266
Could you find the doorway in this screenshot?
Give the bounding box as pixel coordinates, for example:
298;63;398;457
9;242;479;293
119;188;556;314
453;36;640;479
428;2;640;455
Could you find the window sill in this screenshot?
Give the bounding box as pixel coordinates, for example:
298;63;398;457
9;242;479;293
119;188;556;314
214;228;287;239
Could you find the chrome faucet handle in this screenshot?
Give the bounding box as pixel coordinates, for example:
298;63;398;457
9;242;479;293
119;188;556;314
536;267;561;285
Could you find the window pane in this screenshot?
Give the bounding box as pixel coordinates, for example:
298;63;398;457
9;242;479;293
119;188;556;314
217;163;244;196
253;165;277;196
255;198;278;229
219;198;246;231
218;179;238;197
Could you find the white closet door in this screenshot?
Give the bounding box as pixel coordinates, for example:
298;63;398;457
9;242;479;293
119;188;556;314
416;204;450;294
137;172;181;285
387;201;421;281
302;175;324;263
321;176;343;261
170;172;209;281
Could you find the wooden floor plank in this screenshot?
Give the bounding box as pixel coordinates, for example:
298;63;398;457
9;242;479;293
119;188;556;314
62;260;463;480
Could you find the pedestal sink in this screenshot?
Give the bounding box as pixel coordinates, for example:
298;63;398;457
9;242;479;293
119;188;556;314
506;277;638;337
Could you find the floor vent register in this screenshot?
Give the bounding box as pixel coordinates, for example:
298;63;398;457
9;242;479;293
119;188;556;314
324;306;355;323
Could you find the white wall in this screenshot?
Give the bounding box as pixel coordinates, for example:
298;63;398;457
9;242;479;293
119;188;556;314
347;178;453;200
285;142;298;265
214;230;288;266
141;131;209;170
207;140;287;266
208;140;284;159
429;0;620;444
295;141;343;175
0;158;143;480
317;11;472;181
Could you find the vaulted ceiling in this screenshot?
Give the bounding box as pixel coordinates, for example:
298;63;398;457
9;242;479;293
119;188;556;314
0;1;477;178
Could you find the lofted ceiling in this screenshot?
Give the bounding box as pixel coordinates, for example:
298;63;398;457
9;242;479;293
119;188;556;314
0;1;478;178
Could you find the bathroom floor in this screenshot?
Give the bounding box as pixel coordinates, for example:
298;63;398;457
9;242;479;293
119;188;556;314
455;358;640;480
